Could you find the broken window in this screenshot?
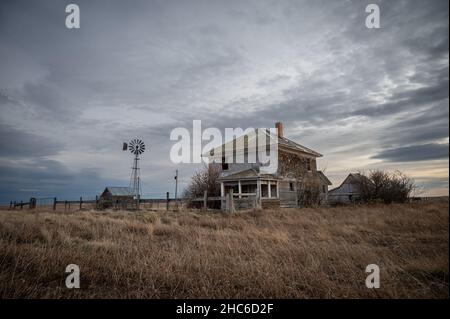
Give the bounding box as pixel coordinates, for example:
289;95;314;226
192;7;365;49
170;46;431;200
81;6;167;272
222;156;229;170
261;184;269;197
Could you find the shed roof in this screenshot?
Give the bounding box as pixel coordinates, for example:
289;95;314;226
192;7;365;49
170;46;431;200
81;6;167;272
328;173;367;193
104;187;133;196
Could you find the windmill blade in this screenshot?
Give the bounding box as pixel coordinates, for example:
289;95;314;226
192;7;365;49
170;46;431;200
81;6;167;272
127;138;146;155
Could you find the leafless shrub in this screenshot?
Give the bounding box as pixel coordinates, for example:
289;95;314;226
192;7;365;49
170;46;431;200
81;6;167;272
360;170;416;204
183;164;221;208
297;177;322;207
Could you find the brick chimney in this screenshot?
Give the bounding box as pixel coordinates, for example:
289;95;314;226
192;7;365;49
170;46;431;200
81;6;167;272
275;122;284;138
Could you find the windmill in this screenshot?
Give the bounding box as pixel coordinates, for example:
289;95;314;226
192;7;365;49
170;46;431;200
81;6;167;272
123;139;145;198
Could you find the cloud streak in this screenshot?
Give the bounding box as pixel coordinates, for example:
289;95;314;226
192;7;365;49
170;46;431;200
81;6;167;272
0;0;448;202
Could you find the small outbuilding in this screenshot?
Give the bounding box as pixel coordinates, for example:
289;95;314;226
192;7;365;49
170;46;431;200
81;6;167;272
327;173;365;204
99;187;134;208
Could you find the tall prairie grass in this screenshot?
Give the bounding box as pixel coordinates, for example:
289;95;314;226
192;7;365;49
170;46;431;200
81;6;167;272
0;200;448;298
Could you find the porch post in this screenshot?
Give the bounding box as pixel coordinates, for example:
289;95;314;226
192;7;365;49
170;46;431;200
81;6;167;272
220;182;225;210
276;180;279;198
256;179;261;208
268;180;271;198
238;180;242;198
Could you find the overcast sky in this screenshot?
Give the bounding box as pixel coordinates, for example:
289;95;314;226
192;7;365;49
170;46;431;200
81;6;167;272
0;0;448;203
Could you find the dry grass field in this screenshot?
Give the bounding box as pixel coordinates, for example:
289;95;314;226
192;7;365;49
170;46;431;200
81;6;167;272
0;200;448;298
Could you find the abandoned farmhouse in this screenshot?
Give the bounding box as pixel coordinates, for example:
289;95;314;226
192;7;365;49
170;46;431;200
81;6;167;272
207;122;332;209
95;123;370;210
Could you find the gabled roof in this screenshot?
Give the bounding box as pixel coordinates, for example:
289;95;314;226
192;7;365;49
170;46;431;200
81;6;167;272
328;173;367;192
103;187;133;196
317;171;332;185
204;128;322;159
277;135;322;157
343;173;365;184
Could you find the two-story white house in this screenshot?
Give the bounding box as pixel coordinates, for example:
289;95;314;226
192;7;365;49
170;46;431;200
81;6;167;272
205;122;331;209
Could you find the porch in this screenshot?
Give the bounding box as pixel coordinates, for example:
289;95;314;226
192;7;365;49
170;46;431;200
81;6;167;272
219;178;281;209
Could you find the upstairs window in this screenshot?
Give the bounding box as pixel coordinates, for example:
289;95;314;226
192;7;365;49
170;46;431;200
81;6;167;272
222;157;229;170
307;158;312;171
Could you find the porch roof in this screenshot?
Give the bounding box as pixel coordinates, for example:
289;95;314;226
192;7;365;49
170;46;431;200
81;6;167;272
218;168;280;181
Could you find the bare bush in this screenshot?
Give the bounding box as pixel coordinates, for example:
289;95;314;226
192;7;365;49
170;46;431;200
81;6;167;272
297;177;322;207
360;170;415;204
183;164;220;207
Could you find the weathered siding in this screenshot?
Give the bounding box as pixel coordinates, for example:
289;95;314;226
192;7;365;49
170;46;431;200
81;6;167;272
328;175;362;204
278;151;316;178
234;196;257;210
279;180;297;207
261;198;281;209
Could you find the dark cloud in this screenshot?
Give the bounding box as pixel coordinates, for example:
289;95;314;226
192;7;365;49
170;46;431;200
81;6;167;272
373;143;449;162
0;126;63;157
379;103;449;147
0;158;122;203
352;79;449;118
0;0;448;198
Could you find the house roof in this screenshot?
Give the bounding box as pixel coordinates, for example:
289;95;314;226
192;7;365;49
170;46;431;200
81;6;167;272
218;168;259;181
103;187;133;196
204;128;322;159
277;135;322;157
317;171;332;185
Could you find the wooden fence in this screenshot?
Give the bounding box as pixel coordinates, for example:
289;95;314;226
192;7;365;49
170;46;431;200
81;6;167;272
7;190;258;212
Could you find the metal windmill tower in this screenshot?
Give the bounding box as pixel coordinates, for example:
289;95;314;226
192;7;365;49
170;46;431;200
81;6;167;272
123;139;145;198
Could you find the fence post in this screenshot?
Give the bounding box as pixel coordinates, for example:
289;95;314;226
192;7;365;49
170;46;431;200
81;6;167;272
225;193;229;212
64;200;67;212
79;197;83;210
166;192;170;211
95;195;98;209
20;201;23;210
203;190;207;212
13;201;16;210
9;201;12;210
226;190;235;213
29;197;36;209
231;190;235;213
